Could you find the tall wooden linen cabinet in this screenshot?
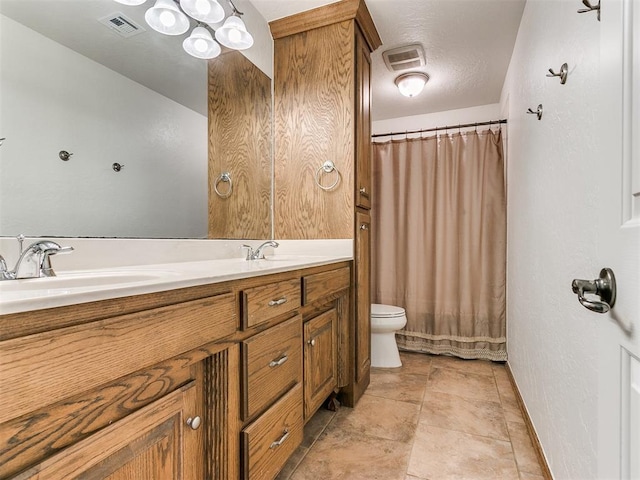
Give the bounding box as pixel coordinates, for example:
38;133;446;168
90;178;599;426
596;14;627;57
270;0;381;406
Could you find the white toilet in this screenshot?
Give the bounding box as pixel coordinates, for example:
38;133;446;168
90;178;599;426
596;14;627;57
371;304;407;368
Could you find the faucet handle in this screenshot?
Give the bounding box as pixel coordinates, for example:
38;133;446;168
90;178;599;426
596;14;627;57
241;244;255;261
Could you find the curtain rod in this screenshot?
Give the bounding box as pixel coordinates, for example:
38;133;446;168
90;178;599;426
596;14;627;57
371;118;507;138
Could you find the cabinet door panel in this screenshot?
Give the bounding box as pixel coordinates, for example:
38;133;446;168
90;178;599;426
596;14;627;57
355;211;371;384
355;26;372;210
304;308;338;419
15;382;201;480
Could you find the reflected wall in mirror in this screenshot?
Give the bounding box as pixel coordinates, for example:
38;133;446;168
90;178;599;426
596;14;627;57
0;0;273;239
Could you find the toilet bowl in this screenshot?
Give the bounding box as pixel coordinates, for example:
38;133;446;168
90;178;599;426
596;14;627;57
371;304;407;368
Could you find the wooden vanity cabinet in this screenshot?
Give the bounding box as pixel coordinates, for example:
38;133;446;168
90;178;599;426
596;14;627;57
304;308;338;419
0;287;240;480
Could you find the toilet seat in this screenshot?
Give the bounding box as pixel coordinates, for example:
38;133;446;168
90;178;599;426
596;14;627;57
371;303;405;318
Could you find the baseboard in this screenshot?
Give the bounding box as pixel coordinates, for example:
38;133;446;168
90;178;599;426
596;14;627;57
505;362;554;480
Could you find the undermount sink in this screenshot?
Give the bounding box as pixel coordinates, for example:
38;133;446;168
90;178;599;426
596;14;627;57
0;270;174;292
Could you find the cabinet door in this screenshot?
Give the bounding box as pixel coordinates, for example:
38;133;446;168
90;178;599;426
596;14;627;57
304;308;338;420
355;211;371;386
355;26;372;210
16;382;202;480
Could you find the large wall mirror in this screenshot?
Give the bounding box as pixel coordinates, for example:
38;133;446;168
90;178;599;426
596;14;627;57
0;0;273;239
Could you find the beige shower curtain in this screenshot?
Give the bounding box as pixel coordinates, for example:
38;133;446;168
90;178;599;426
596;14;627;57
371;129;506;361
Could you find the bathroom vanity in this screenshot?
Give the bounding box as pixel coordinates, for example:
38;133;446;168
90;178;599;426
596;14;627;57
0;256;352;479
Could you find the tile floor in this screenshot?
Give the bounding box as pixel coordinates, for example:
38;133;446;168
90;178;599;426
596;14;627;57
277;352;545;480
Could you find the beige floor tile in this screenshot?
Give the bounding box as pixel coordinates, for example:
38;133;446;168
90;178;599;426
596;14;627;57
398;351;433;376
519;473;545;480
507;421;544;476
430;354;496;377
368;370;428;404
421;390;509;441
492;362;511;380
405;476;425;480
501;393;526;424
301;408;335;448
330;394;420;443
428;367;501;403
289;428;411;480
407;424;520;480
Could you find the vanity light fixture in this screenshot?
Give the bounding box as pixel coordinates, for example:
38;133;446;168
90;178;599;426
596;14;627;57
215;14;253;50
183;26;221;59
113;0;253;59
395;72;430;98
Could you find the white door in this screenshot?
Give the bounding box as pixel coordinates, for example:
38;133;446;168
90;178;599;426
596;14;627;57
596;0;640;477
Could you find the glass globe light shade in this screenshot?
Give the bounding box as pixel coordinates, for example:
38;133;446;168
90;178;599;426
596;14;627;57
215;15;254;50
145;0;190;35
183;26;221;59
180;0;225;24
395;72;429;98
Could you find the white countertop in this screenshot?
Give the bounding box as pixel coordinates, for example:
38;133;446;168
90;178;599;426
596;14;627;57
0;254;351;315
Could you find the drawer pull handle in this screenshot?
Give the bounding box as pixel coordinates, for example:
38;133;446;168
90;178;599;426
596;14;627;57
270;429;290;449
269;354;288;368
307;338;316;346
268;297;287;306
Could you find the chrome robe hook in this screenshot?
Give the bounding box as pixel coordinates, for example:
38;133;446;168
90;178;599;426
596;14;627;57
526;104;543;121
547;63;568;84
577;0;600;21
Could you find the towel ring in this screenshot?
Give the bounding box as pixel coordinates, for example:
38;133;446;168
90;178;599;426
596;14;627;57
214;172;233;198
315;161;341;191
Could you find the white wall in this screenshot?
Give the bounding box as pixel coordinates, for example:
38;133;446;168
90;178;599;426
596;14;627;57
0;15;208;238
372;103;502;138
501;1;601;478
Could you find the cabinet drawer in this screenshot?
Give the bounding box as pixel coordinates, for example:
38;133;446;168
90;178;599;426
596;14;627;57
242;384;303;480
242;315;302;419
302;267;350;305
241;278;301;329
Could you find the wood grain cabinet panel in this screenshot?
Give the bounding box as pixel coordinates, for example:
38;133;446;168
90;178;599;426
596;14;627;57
302;267;350;305
355;211;371;386
0;293;236;424
241;278;301;329
242;315;302;420
242;384;304;480
304;308;338;420
13;381;201;480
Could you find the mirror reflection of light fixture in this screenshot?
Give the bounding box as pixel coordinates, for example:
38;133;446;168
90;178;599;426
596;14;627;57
114;0;254;59
215;15;253;50
183;26;221;59
395;72;429;98
179;0;225;24
145;0;190;35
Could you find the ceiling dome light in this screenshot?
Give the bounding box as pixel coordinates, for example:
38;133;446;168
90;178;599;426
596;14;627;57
215;15;254;50
114;0;147;4
145;0;190;35
395;72;429;98
183;26;221;59
180;0;225;23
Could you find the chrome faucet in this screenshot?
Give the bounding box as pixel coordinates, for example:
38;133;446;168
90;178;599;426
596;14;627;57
8;240;74;279
242;241;279;260
0;254;11;280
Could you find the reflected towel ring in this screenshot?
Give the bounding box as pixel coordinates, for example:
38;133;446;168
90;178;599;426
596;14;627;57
214;172;233;198
315;161;340;191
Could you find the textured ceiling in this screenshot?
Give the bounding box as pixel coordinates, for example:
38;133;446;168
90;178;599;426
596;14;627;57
253;0;526;121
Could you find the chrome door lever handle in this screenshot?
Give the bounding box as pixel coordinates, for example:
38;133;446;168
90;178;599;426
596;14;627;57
571;268;616;313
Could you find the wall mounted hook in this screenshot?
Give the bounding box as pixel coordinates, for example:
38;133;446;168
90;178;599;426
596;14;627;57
112;163;124;172
577;0;600;21
547;63;568;84
59;150;73;161
527;104;543;121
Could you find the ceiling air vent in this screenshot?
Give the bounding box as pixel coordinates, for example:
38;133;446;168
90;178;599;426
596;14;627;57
382;44;426;72
98;13;145;38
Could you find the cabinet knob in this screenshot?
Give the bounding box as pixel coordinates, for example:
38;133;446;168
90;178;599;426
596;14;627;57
307;338;316;346
359;186;369;198
360;224;369;230
186;416;201;430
